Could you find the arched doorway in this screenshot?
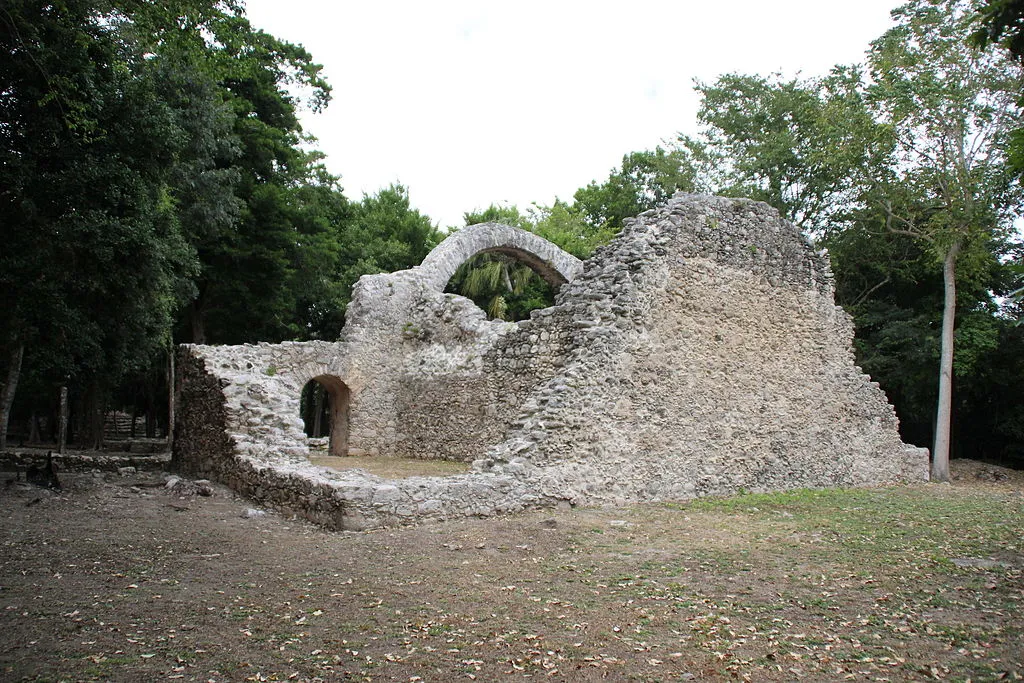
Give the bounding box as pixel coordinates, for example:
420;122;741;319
300;375;350;457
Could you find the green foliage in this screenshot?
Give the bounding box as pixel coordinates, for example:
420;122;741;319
685;68;883;232
529;200;615;260
971;0;1024;58
157;2;340;345
863;0;1023;473
461;204;532;231
448;147;692;321
445;206;554;321
677;0;1024;464
972;0;1024;178
573;147;696;232
1;1;196;388
956;321;1024;462
0;0;365;443
826;201;1023;463
865;0;1022;247
351;184;441;271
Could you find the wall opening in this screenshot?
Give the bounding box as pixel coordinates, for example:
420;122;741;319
300;376;350;457
444;250;558;321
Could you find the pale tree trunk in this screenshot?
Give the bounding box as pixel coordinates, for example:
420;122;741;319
0;343;25;451
78;382;105;450
28;412;40;444
190;309;206;345
931;240;960;483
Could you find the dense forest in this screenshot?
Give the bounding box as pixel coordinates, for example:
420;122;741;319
1;0;1022;471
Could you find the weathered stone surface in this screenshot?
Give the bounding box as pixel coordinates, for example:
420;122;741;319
416;221;583;290
173;195;928;530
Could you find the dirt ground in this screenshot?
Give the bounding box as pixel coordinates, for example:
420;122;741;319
1;459;1021;682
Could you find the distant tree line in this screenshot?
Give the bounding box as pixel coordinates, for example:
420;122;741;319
0;0;439;449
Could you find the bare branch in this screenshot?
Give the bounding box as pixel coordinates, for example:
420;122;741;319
853;275;892;307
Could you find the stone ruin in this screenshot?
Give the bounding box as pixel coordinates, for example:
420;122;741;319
173;193;929;530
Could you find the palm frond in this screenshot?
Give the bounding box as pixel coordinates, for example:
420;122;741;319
487;295;509;320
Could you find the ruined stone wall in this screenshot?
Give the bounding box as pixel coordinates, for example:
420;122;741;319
337;224;584;462
339;273;511;459
389;303;577;461
479;195;927;503
172;337;548;530
172;350;236;479
172;223;580;528
173;198;928;529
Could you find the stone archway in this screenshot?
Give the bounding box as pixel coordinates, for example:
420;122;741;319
302;375;350;457
417;222;583;292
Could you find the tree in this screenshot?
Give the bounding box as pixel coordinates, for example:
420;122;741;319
825;207;1018;455
972;0;1024;178
0;0;199;447
162;8;337;345
863;0;1024;481
350;184;440;271
675;0;1024;480
320;184;442;329
972;0;1024;58
683;69;885;232
449;148;695;321
574;148;697;231
0;0;344;445
529;199;612;260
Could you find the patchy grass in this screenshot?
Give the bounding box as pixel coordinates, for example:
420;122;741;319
0;459;1021;682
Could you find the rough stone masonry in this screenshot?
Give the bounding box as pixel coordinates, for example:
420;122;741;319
173;194;929;530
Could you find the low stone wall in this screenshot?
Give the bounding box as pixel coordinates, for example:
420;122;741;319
0;449;170;474
173;197;928;529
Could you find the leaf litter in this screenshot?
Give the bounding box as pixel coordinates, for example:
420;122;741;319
0;459;1021;681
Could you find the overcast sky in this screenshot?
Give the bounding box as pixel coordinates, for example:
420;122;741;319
243;0;904;228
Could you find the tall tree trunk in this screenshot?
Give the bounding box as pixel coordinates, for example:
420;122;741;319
932;240;960;483
146;388;156;438
28;411;40;444
78;382;105;450
0;343;25;451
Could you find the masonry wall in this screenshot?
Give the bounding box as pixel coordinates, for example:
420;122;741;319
173;197;928;529
388;307;576;461
479;195;928;503
172;351;236;478
173;341;548;530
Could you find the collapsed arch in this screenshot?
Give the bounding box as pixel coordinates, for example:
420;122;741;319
418;222;583;292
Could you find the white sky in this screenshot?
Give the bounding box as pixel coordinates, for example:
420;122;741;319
243;0;904;228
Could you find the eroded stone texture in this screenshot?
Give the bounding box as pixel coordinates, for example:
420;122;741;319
173;196;928;529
